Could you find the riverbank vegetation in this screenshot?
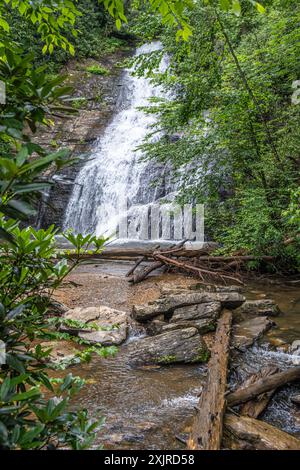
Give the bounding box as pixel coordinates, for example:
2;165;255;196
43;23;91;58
0;0;299;451
129;0;300;272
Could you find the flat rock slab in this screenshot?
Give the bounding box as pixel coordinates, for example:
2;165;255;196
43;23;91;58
236;299;281;319
151;302;222;334
126;327;209;365
233;316;275;350
132;292;245;322
64;306;128;346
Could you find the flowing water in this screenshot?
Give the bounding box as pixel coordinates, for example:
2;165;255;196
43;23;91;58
62;276;300;450
64;42;173;239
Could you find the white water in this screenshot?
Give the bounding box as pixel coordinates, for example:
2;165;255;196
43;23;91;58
64;42;170;238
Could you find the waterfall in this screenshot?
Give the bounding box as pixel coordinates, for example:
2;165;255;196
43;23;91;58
63;42;172;239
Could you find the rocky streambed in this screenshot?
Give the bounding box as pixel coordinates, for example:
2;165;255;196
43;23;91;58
43;262;300;449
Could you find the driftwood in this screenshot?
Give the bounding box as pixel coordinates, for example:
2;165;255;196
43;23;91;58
224;414;300;450
153;253;244;285
227;366;300;407
128;261;164;284
239;366;279;418
126;240;245;286
188;309;232;450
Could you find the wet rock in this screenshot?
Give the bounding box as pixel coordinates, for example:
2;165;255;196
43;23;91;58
290;340;300;355
291;395;300;406
146;302;221;335
169;302;222;334
146;319;167;336
236;299;281;319
127;327;209;365
132;292;245;322
63;305;128;346
289;340;300;364
233;317;275;350
39;340;80;367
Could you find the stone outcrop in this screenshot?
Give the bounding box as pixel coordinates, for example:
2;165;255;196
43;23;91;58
146;302;222;336
127;327;209;365
63;305;128;346
132;291;245;322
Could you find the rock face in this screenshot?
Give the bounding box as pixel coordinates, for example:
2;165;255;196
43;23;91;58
236;299;281;319
127;327;209;365
233;317;275;350
63;306;128;346
132;292;245;322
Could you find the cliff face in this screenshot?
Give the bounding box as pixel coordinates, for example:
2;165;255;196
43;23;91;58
35;45;134;230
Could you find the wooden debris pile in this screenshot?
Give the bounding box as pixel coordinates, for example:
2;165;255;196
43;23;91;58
125;241;274;286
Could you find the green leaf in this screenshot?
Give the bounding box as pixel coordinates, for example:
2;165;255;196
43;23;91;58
10;387;41;402
0;17;10;32
255;2;266;13
232;0;241;15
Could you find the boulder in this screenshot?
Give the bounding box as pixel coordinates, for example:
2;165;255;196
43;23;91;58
233;316;275;350
127;327;209;365
63;306;128;346
145;302;221;335
132;292;245;322
236;299;281;319
168;302;222;334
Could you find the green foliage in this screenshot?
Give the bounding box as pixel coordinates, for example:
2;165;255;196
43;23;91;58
0;222;109;449
131;0;300;270
72;97;88;109
85;64;110;75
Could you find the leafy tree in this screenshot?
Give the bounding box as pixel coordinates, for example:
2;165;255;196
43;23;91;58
129;0;300;270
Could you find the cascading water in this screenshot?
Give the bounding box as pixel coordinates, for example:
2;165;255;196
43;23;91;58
64;42;172;239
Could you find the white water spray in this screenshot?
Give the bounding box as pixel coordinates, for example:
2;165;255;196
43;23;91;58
64;42;170;238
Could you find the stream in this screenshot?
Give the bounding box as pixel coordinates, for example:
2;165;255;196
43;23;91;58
62;265;300;450
58;41;300;449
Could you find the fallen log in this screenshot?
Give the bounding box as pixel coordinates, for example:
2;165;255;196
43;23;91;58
224;413;300;450
188;309;232;450
128;261;164;284
153;253;244;285
125;256;147;278
227;366;300;407
239;366;279;418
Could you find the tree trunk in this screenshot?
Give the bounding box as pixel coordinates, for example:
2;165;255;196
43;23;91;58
187;309;232;450
239;366;279;418
227;366;300;407
224;414;300;450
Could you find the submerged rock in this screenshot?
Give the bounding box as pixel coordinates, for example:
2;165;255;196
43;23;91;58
132;291;245;322
63;305;128;346
127;327;209;365
39;340;80;367
233;316;275;350
236;299;281;319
